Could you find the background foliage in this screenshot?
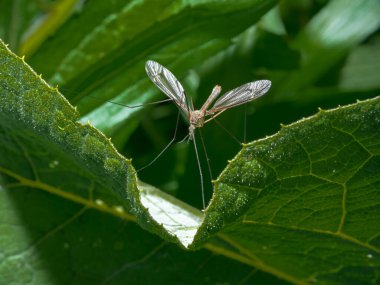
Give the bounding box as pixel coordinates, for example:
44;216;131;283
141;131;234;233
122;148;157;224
1;0;380;284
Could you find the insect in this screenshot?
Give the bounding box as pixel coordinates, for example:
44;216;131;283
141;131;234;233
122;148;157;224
145;60;271;208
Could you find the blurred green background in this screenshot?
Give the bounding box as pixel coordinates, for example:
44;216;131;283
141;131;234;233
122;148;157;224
1;0;379;209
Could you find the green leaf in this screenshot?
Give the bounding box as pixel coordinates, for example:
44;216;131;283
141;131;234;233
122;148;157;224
0;38;173;241
1;37;380;284
198;96;380;284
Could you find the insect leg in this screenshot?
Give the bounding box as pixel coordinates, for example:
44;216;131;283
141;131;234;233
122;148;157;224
137;111;181;172
198;128;213;181
191;131;206;209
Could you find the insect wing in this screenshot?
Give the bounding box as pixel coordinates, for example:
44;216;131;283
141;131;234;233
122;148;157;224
209;80;271;114
145;60;192;116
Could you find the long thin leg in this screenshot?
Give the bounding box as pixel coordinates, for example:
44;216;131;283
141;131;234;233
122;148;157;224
178;133;189;144
212;118;241;145
191;132;205;209
89;96;172;109
198;129;213;181
137;111;181;172
244;104;247;143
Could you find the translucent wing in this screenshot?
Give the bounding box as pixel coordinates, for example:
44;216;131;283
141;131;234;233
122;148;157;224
208;80;271;114
145;60;192;117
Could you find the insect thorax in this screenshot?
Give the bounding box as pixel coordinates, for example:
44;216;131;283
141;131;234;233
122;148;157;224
190;110;205;128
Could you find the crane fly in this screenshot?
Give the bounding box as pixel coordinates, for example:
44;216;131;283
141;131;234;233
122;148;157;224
146;60;271;138
145;60;271;209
